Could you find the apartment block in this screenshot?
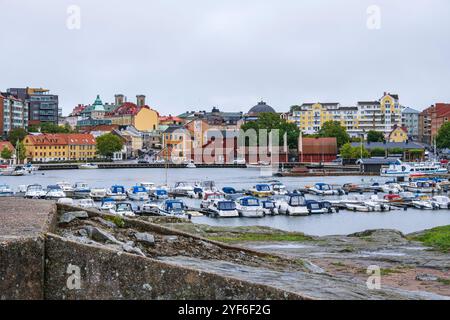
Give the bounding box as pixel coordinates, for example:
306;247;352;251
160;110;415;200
0;92;28;138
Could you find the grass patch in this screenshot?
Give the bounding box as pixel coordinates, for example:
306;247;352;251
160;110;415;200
379;268;404;276
409;225;450;253
438;278;450;285
330;261;347;268
207;233;313;243
105;215;125;228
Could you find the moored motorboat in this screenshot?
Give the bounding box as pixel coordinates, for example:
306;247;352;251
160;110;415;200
307;183;344;196
75;198;96;209
261;200;279;215
89;188;107;201
206;199;239;218
275;193;309;216
79;163;98;170
106;185;127;201
431;196;450;209
45;185;66;199
109;202;136;217
159;199;187;217
127;186;149;201
25;184;46;199
0;183;14;197
73;182;91;198
236;197;264;218
172;181;196;198
141;201;161;215
100;198;115;210
249;184;272;198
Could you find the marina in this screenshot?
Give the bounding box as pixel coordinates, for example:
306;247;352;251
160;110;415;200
1;167;449;236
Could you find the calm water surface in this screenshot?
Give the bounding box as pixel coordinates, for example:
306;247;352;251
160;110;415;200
2;168;449;236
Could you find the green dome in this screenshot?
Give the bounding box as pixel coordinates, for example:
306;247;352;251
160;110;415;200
92;94;105;111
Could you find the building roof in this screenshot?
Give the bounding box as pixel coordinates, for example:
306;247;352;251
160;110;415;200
164;125;188;134
300;137;337;154
159;115;184;123
24;134;95;146
0;141;14;152
357;157;401;165
402;107;420;114
350;141;424;150
248;101;276;114
106;102;153;116
91;95;105;111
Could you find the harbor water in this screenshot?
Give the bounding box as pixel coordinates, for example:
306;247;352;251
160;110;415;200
2;168;449;236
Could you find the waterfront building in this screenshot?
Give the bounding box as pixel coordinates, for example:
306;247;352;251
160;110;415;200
179;107;244;130
160;125;192;162
0;92;28;138
289;103;359;136
350;141;425;161
387;126;408;143
23;133;96;162
298;137;338;163
356;93;402;136
401;107;420;139
419;103;450;144
7;87;58;126
112;126;144;158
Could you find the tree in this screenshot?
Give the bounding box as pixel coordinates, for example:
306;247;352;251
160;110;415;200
27;125;40;133
370;147;386;157
318;121;350;148
1;146;12;160
367;130;385;142
40;122;72;133
7;128;28;146
240;113;300;149
340;143;370;159
96;133;124;158
16;142;26;162
436;122;450;149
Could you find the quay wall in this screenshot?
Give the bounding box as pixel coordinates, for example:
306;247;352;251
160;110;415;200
1;200;310;300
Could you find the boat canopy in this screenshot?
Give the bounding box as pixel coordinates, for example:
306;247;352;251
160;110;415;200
315;183;331;191
164;200;184;210
217;201;236;211
131;186;146;193
262;200;275;209
306;200;321;210
111;185;125;193
155;189;168;196
255;184;271;192
222;187;236;194
287;194;306;206
240;197;260;206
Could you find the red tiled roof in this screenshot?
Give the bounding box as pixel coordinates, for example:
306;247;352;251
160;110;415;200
159;115;183;122
106;102;153;116
24;134;96;146
0;141;14;152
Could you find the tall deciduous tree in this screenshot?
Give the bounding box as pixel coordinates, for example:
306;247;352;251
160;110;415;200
96;133;124;158
1;146;12;160
318;121;350;148
367;130;385;142
436;122;450;149
7;128;27;146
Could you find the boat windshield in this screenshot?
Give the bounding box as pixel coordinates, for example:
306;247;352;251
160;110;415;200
28;185;42;191
256;185;270;191
168;202;183;210
289;196;305;206
263;202;275;208
117;203;131;211
309;202;320;209
218;201;236;210
243;198;259;206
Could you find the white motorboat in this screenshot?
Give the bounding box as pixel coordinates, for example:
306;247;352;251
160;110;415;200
158;199;187;217
172;181;196;198
57;198;74;206
431;196;450;209
0;184;14;196
380;183;403;194
405;181;438;193
306;200;330;214
206;199;239;218
193;180;218;197
141;201;161;215
152;188;169;200
89;188;107;201
269;181;288;195
73;182;91;197
200;192;224;209
236;197;264;218
76;198;96;209
137;182;157;194
25;184;46;199
411;199;437;210
1;165;27;176
127;186;149;201
106;185;127;201
276;193;309;216
109;202;136;217
307;183;344;196
57;181;74;193
45;185;66;199
261;200;279;215
100;198;115;210
381;160;447;177
186;160;196;168
79;163;98;169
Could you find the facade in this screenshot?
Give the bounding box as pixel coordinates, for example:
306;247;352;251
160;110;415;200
289;93;402;137
23;133;96;162
401;107;420;139
0;92;28;137
298;137;338;163
289;103;359;136
8;87;58;125
160;126;192;162
388;126;408;143
419;103;450;144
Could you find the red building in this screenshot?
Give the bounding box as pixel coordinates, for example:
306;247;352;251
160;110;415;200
299;137;337;163
419;103;450;144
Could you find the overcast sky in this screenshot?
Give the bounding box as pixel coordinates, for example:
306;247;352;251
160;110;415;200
1;0;449;115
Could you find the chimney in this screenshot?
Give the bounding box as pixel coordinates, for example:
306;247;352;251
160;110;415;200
136;95;146;107
115;94;124;106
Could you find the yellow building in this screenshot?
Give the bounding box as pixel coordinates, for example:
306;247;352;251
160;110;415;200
106;103;159;132
388;126;408;143
23;133;96;162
